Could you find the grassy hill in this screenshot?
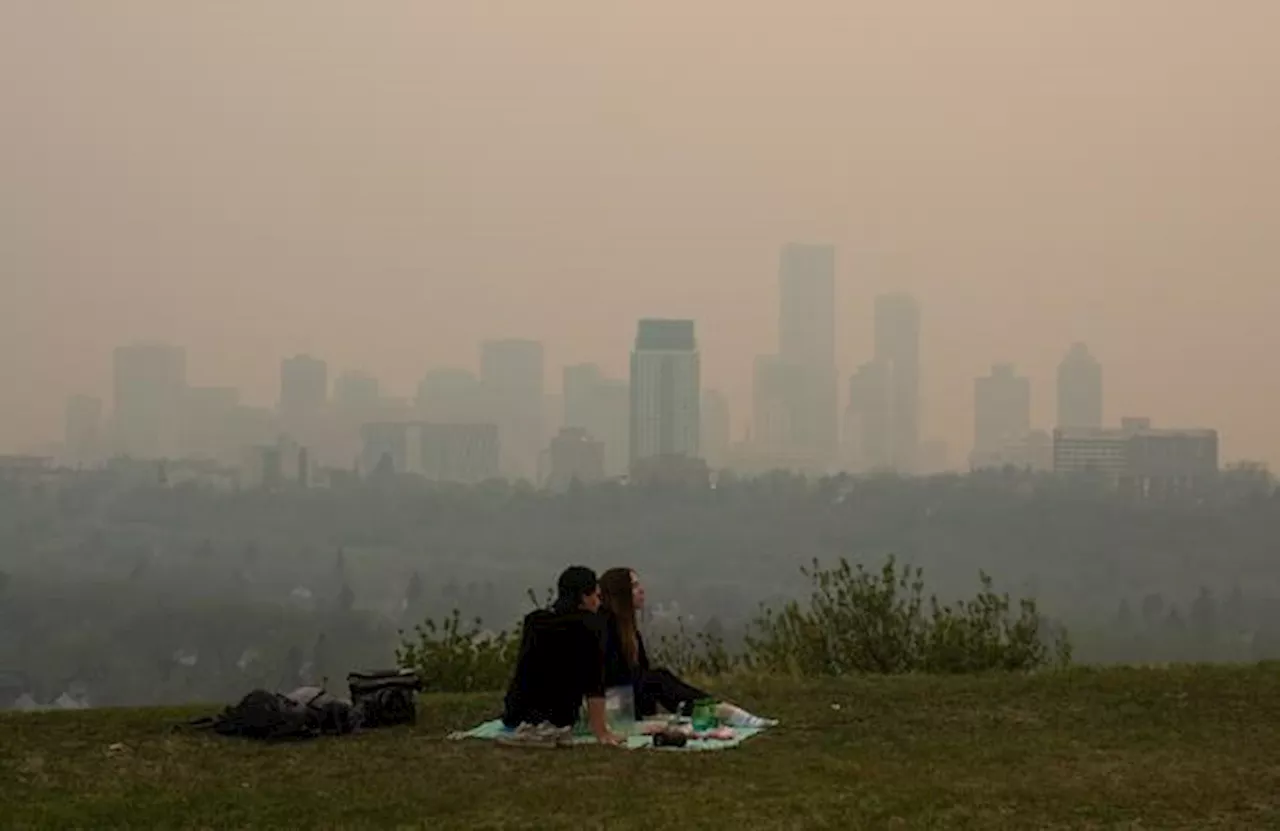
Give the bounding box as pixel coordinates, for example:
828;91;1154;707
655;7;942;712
4;666;1280;830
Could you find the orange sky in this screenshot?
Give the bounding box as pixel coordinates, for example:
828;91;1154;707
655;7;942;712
2;0;1277;464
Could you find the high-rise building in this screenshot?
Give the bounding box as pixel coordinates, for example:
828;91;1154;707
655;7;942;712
181;386;241;461
1057;343;1103;429
972;364;1032;466
279;355;328;426
333;371;380;419
630;319;700;467
563;364;629;477
480;339;545;481
64;394;103;467
752;355;802;451
416;368;484;423
419;423;500;483
777;243;838;457
113;343;187;459
846;360;891;471
873;293;921;473
546;427;606;492
701;389;731;469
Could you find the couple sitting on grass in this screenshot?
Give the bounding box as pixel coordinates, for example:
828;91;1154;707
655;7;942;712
499;565;774;748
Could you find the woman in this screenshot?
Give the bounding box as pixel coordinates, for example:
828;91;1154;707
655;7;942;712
598;567;774;728
500;565;622;747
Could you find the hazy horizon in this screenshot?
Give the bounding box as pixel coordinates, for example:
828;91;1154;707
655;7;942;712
3;1;1277;464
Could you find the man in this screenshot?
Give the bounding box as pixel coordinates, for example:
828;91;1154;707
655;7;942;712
500;565;622;748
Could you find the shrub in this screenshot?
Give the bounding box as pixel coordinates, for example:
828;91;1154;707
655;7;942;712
395;609;519;693
650;616;740;679
743;555;1071;675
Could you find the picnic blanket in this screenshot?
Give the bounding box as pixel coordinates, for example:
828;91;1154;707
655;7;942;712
448;719;770;751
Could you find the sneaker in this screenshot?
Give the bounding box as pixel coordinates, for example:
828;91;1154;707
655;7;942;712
496;722;572;749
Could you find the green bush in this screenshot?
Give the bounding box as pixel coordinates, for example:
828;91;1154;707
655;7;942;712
744;555;1071;675
395;609;519;693
650;617;740;679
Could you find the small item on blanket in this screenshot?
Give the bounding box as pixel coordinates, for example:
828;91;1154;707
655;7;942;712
653;729;688;748
700;726;736;741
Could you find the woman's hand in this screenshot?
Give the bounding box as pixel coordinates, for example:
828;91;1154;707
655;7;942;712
594;729;625;747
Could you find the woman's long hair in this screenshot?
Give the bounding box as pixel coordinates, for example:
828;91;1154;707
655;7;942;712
599;567;639;669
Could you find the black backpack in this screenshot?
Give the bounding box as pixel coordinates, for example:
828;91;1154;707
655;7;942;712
190;687;359;742
348;669;422;728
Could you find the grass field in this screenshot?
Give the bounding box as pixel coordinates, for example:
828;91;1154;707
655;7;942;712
4;666;1280;830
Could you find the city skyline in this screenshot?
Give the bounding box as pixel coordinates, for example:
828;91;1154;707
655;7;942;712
4;3;1278;467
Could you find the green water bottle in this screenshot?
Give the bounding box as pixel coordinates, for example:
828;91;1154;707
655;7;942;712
691;698;717;731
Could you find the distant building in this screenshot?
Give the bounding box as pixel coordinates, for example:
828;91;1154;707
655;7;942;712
752;355;802;452
279;355;328;440
846;360;891;471
872;293;921;473
629;454;711;489
419;423;500;484
480;339;545;482
64;394;103;467
546;427;605;492
918;439;951;475
700;389;731;469
563;364;629;477
417;369;484;423
113;343;187;459
333;371;380;420
630;319;700;467
1053;418;1218;493
360;422;410;475
1057;343;1103;429
971;364;1032;468
181;386;241;461
778;242;838;457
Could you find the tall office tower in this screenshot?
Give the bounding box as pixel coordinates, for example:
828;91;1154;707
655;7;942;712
416;368;484;423
113;343;187;459
777;243;838;457
181;386;240;461
700;388;731;469
279;355;328;427
972;364;1032;465
563;363;629;477
64;394;103;467
480;339;545;481
846;360;891;471
333;371;380;420
630;319;700;466
753;355;802;451
1057;342;1103;429
872;293;921;473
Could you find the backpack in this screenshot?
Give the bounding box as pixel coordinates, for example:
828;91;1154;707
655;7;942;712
348;669;422;728
190;686;359;742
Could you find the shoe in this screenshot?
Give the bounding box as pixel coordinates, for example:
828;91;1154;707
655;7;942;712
496;721;572;749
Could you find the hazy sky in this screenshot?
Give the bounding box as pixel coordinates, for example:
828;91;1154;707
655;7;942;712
3;1;1278;463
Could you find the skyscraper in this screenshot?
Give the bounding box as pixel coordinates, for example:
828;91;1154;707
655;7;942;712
113;343;187;458
416;368;484;423
972;364;1031;467
480;339;545;481
630;319;700;467
701;388;731;469
563;363;629;477
872;293;921;473
777;243;838;457
279;355;328;425
1057;343;1103;429
64;394;103;467
333;371;380;420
